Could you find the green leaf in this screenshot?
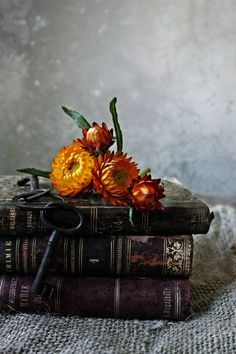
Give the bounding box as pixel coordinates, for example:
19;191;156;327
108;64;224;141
17;168;51;179
109;97;123;152
62;106;91;130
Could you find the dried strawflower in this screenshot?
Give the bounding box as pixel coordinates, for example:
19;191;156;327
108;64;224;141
130;175;165;212
79;122;114;154
92;151;139;205
50;140;95;197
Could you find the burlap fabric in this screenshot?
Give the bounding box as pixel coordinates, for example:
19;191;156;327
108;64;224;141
0;205;235;354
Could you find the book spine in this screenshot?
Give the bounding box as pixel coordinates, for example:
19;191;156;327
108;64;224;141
0;204;212;236
0;275;191;320
0;235;193;277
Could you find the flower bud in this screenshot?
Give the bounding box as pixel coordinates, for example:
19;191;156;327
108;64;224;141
131;175;165;212
82;122;113;152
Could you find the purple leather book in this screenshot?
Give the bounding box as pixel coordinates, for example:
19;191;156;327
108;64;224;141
0;275;191;320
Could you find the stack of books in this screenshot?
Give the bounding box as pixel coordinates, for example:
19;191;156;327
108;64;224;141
0;176;213;320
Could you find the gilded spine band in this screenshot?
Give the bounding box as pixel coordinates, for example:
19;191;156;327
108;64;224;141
70;238;76;273
116;237;123;275
55;277;63;313
63;236;69;273
78;238;83;274
110;238;115;274
114;278;120;317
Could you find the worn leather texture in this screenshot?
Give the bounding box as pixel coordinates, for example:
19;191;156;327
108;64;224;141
0;205;235;353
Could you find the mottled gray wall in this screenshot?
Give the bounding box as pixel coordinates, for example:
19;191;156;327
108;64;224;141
0;0;236;196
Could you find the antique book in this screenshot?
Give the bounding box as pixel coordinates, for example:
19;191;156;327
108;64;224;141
0;175;214;236
0;274;191;320
0;234;193;277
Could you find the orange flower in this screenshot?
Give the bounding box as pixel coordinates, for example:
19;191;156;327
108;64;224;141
92;151;139;205
131;175;165;212
79;122;114;154
50;140;95;197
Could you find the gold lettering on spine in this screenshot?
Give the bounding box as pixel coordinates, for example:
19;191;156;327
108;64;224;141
22;239;29;273
162;287;172;319
174;282;181;320
20;284;29;308
26;210;33;232
116;237;123;275
89;259;99;264
15;238;20;272
114;279;120;317
70;238;76;273
5;240;12;272
110;238;115;274
32;295;42;305
64;236;69;273
55;278;63;313
9;208;16;231
31;238;37;272
0;275;6;310
184;239;192;274
78;237;83;274
8;277;18;305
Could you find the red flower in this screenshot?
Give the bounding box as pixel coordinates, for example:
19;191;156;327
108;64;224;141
131;175;165;212
92;151;139;205
79;122;114;154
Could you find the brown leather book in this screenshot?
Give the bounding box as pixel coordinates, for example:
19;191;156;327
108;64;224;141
0;274;191;320
0;234;193;277
0;175;213;236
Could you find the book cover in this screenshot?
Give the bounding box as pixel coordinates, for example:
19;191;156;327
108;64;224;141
0;274;191;320
0;234;193;277
0;175;214;236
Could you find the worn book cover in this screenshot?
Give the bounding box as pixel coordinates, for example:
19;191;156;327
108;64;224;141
0;234;193;277
0;274;191;320
0;175;213;236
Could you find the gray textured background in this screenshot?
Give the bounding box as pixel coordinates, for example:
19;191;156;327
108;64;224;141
0;0;235;197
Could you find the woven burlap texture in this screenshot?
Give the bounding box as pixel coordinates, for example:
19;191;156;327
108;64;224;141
0;205;235;354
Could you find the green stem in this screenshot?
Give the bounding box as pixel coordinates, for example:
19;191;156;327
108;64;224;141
129;207;134;227
139;168;151;177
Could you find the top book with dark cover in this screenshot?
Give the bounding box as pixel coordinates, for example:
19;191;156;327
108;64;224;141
0;175;214;236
